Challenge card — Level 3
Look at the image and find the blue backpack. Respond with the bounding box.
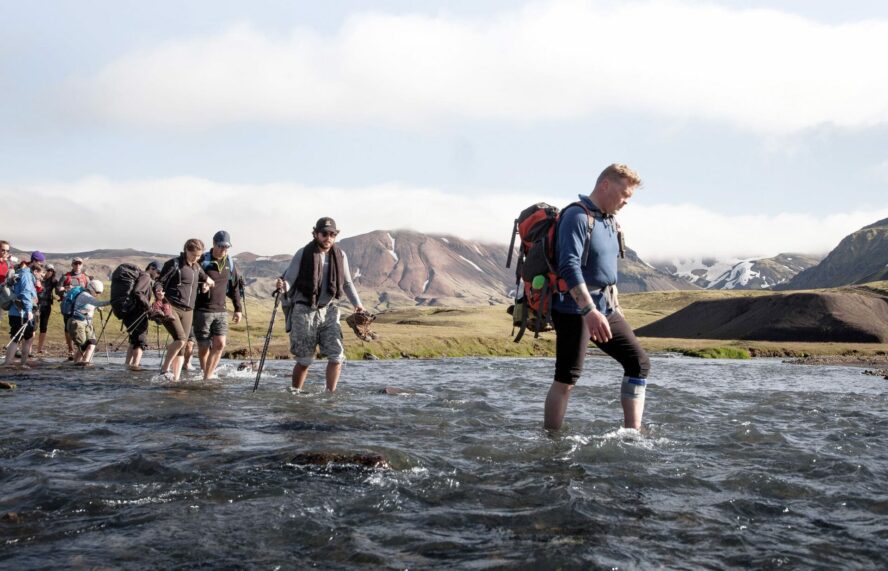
[61,286,85,318]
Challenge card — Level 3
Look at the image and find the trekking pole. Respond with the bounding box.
[107,311,149,351]
[253,289,282,393]
[238,277,256,369]
[94,308,113,363]
[4,320,30,350]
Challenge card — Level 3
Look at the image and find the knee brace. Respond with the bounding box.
[621,376,647,400]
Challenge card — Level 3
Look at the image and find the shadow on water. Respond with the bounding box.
[1,356,887,568]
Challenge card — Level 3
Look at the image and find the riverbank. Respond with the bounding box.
[29,289,888,362]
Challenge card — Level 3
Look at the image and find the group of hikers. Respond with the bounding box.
[0,232,245,383]
[2,163,652,430]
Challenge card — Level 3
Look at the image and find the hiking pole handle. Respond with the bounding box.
[505,218,518,268]
[253,289,282,393]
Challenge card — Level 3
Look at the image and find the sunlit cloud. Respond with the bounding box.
[3,177,884,261]
[68,0,888,134]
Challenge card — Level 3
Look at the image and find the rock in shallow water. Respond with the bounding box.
[0,381,16,390]
[380,387,416,395]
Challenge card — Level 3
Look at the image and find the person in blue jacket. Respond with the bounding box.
[4,256,44,368]
[544,164,651,431]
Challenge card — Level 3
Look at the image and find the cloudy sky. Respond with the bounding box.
[2,0,887,261]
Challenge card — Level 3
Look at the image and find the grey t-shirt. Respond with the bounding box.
[281,247,362,308]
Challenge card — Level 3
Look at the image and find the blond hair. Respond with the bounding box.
[596,163,642,188]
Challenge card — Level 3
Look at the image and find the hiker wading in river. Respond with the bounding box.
[276,217,364,392]
[156,239,214,381]
[544,163,651,431]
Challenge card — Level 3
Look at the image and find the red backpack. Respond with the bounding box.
[506,201,608,342]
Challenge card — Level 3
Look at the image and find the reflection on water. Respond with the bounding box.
[1,356,886,568]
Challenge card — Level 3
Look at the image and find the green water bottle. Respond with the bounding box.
[531,275,546,291]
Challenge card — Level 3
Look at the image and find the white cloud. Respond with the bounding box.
[622,203,888,260]
[2,177,885,260]
[71,1,888,134]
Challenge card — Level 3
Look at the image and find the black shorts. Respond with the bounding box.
[553,309,650,385]
[122,309,149,350]
[8,314,35,341]
[39,305,52,333]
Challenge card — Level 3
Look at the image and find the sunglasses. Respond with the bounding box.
[0,250,8,253]
[318,231,338,238]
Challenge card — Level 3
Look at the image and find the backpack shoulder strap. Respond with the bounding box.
[562,200,597,267]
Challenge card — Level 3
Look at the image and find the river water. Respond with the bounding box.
[1,355,886,569]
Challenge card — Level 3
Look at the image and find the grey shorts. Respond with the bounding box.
[288,304,344,365]
[193,311,228,343]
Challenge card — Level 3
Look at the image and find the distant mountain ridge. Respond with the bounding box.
[777,217,888,290]
[15,229,693,308]
[652,253,821,290]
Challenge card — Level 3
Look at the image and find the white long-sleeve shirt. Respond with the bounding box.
[72,291,111,321]
[281,247,362,308]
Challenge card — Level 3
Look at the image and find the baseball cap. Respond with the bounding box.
[30,251,46,263]
[72,256,84,263]
[46,264,55,271]
[146,260,161,272]
[213,230,232,248]
[314,217,338,233]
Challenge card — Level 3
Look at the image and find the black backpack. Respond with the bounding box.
[110,263,143,319]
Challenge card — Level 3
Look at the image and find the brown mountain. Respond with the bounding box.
[778,217,888,290]
[635,288,888,343]
[342,230,511,308]
[15,230,695,307]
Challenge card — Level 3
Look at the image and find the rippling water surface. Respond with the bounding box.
[2,355,887,569]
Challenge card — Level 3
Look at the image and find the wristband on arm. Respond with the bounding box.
[580,303,594,316]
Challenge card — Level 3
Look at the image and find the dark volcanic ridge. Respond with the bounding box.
[635,290,888,343]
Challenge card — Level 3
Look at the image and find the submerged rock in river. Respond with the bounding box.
[380,386,416,395]
[0,381,16,390]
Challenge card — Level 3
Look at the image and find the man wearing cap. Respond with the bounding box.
[275,217,365,392]
[194,230,243,380]
[58,256,90,359]
[123,261,162,371]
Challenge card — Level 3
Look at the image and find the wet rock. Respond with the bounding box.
[862,368,888,378]
[363,353,379,360]
[1,512,21,523]
[237,362,255,371]
[291,452,389,470]
[0,381,16,390]
[380,387,416,395]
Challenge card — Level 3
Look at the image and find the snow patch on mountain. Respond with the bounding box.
[711,261,764,289]
[459,255,484,273]
[663,256,747,287]
[386,233,399,263]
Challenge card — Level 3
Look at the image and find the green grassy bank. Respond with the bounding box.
[28,282,888,362]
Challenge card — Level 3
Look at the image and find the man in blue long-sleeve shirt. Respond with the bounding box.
[544,164,651,431]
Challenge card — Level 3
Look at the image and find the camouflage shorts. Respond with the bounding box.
[288,304,345,365]
[66,318,96,351]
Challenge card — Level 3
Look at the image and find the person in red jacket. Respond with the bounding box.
[56,257,90,359]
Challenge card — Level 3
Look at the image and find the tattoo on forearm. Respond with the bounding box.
[569,284,593,308]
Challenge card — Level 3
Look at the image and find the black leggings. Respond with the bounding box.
[39,305,52,333]
[553,309,650,385]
